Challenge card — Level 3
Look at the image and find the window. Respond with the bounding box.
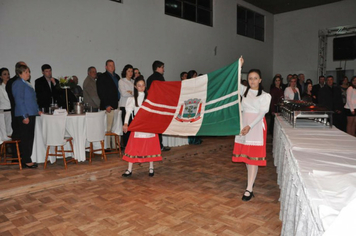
[237,5,264,41]
[165,0,213,27]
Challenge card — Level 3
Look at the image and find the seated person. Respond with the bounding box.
[71,75,83,98]
[57,88,78,112]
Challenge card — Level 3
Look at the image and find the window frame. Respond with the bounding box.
[165,0,213,27]
[236,5,265,42]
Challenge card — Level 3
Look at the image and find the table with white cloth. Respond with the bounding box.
[0,111,12,139]
[31,111,122,163]
[162,135,188,147]
[273,115,356,236]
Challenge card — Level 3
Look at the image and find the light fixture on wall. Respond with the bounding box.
[110,0,122,3]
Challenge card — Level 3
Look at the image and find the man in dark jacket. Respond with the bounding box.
[35,64,59,112]
[96,59,120,148]
[146,60,170,151]
[146,60,165,90]
[318,75,345,131]
[312,75,325,103]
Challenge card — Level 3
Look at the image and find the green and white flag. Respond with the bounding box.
[128,60,242,136]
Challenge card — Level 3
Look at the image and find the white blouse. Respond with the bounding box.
[0,83,11,110]
[240,85,271,128]
[344,86,356,111]
[284,87,300,100]
[119,78,134,108]
[124,91,145,124]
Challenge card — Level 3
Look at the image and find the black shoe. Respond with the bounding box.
[23,163,38,169]
[148,168,154,177]
[161,146,171,151]
[122,170,132,177]
[242,190,254,201]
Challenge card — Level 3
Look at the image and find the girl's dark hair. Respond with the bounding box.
[340,76,349,85]
[133,75,147,107]
[121,64,133,78]
[187,70,197,79]
[0,67,9,84]
[244,69,263,97]
[306,79,313,85]
[270,75,282,89]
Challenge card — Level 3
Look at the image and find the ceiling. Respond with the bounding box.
[243,0,343,14]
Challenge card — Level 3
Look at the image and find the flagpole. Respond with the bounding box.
[238,56,243,134]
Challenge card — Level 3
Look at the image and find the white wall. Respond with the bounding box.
[0,0,273,89]
[273,0,356,84]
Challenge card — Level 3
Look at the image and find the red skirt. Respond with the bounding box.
[122,132,162,163]
[232,119,267,166]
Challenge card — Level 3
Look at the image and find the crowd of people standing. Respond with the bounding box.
[268,73,356,136]
[0,59,170,170]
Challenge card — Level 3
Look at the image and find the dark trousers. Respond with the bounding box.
[333,111,346,132]
[268,113,275,136]
[16,116,36,164]
[120,107,131,148]
[9,111,19,158]
[159,134,163,149]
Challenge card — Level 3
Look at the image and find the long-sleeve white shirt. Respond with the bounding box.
[119,78,134,108]
[124,91,145,124]
[0,83,11,110]
[240,85,271,128]
[344,86,356,111]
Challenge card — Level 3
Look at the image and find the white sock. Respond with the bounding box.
[127,162,133,173]
[149,162,154,173]
[246,164,258,194]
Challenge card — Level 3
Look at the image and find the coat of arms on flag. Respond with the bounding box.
[175,98,202,122]
[128,59,242,136]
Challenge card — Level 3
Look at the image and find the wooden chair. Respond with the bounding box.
[0,112,22,169]
[105,109,122,157]
[0,139,22,170]
[42,114,77,169]
[85,111,107,163]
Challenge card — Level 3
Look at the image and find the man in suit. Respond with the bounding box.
[146,60,170,151]
[312,75,325,103]
[83,66,100,111]
[147,60,165,90]
[318,75,345,131]
[297,73,306,95]
[96,59,120,148]
[35,64,59,112]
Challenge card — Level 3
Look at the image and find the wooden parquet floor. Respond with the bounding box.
[0,136,281,236]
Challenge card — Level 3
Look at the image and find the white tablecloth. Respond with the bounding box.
[0,111,12,136]
[31,111,122,163]
[162,135,188,147]
[273,115,356,236]
[32,115,87,163]
[0,112,10,144]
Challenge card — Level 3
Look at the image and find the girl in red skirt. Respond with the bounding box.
[122,76,162,177]
[232,69,271,201]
